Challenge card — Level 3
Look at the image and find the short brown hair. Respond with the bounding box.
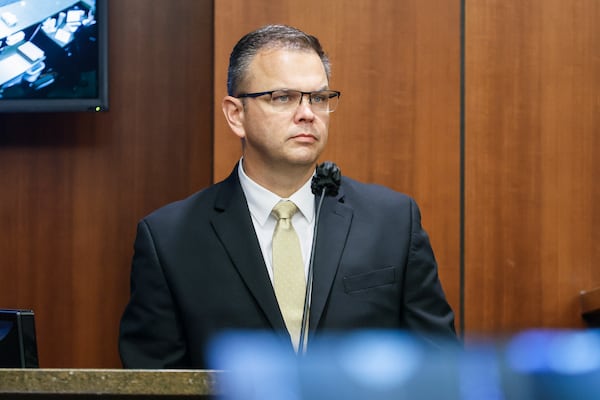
[227,24,331,96]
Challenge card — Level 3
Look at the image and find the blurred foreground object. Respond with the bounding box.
[209,329,600,400]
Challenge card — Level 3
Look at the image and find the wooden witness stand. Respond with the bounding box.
[0,369,222,399]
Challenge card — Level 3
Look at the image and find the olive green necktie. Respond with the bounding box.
[271,200,306,351]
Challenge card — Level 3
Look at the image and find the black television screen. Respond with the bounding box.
[0,0,108,113]
[0,309,39,368]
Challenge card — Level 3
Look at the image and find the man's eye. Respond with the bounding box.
[312,94,326,103]
[272,94,291,103]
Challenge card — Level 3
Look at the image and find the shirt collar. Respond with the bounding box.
[238,159,315,226]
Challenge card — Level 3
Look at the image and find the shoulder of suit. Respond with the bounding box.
[141,182,222,224]
[340,175,413,202]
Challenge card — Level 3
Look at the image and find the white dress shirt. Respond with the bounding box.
[237,160,315,282]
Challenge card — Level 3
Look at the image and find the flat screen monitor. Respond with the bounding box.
[0,309,39,368]
[0,0,108,113]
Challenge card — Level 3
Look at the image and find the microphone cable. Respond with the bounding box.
[298,162,341,354]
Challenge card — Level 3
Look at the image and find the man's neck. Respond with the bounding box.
[241,159,314,198]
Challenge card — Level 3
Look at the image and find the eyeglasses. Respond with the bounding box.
[236,89,341,113]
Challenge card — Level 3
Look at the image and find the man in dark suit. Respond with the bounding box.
[119,24,457,369]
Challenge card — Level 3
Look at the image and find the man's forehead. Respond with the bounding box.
[252,46,319,63]
[240,48,328,92]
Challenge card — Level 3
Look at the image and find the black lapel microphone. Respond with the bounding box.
[298,162,342,354]
[311,161,342,197]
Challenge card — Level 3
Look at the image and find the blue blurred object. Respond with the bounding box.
[505,329,600,399]
[208,329,600,400]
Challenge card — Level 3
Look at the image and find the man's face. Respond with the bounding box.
[237,48,331,172]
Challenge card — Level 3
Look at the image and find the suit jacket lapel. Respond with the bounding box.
[309,188,353,331]
[210,167,287,332]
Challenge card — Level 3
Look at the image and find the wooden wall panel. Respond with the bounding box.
[7,0,594,366]
[465,0,600,334]
[214,0,462,327]
[0,0,214,367]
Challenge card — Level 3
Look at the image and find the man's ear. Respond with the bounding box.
[222,96,246,139]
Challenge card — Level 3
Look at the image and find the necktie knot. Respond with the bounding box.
[272,200,299,221]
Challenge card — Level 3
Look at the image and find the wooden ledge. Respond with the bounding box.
[0,369,222,397]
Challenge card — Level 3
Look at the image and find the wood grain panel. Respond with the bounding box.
[465,0,600,335]
[214,1,462,327]
[0,0,213,367]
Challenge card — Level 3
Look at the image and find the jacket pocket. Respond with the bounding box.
[343,266,397,294]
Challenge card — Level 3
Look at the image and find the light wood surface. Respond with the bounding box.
[465,0,600,334]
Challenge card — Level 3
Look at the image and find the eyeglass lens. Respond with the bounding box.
[271,90,339,113]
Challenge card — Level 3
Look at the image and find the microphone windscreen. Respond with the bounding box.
[311,162,341,196]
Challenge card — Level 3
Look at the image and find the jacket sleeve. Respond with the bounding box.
[402,198,459,347]
[118,219,190,368]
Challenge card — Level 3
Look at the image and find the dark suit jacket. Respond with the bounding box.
[119,165,457,368]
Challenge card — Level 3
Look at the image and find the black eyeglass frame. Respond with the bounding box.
[236,89,341,112]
